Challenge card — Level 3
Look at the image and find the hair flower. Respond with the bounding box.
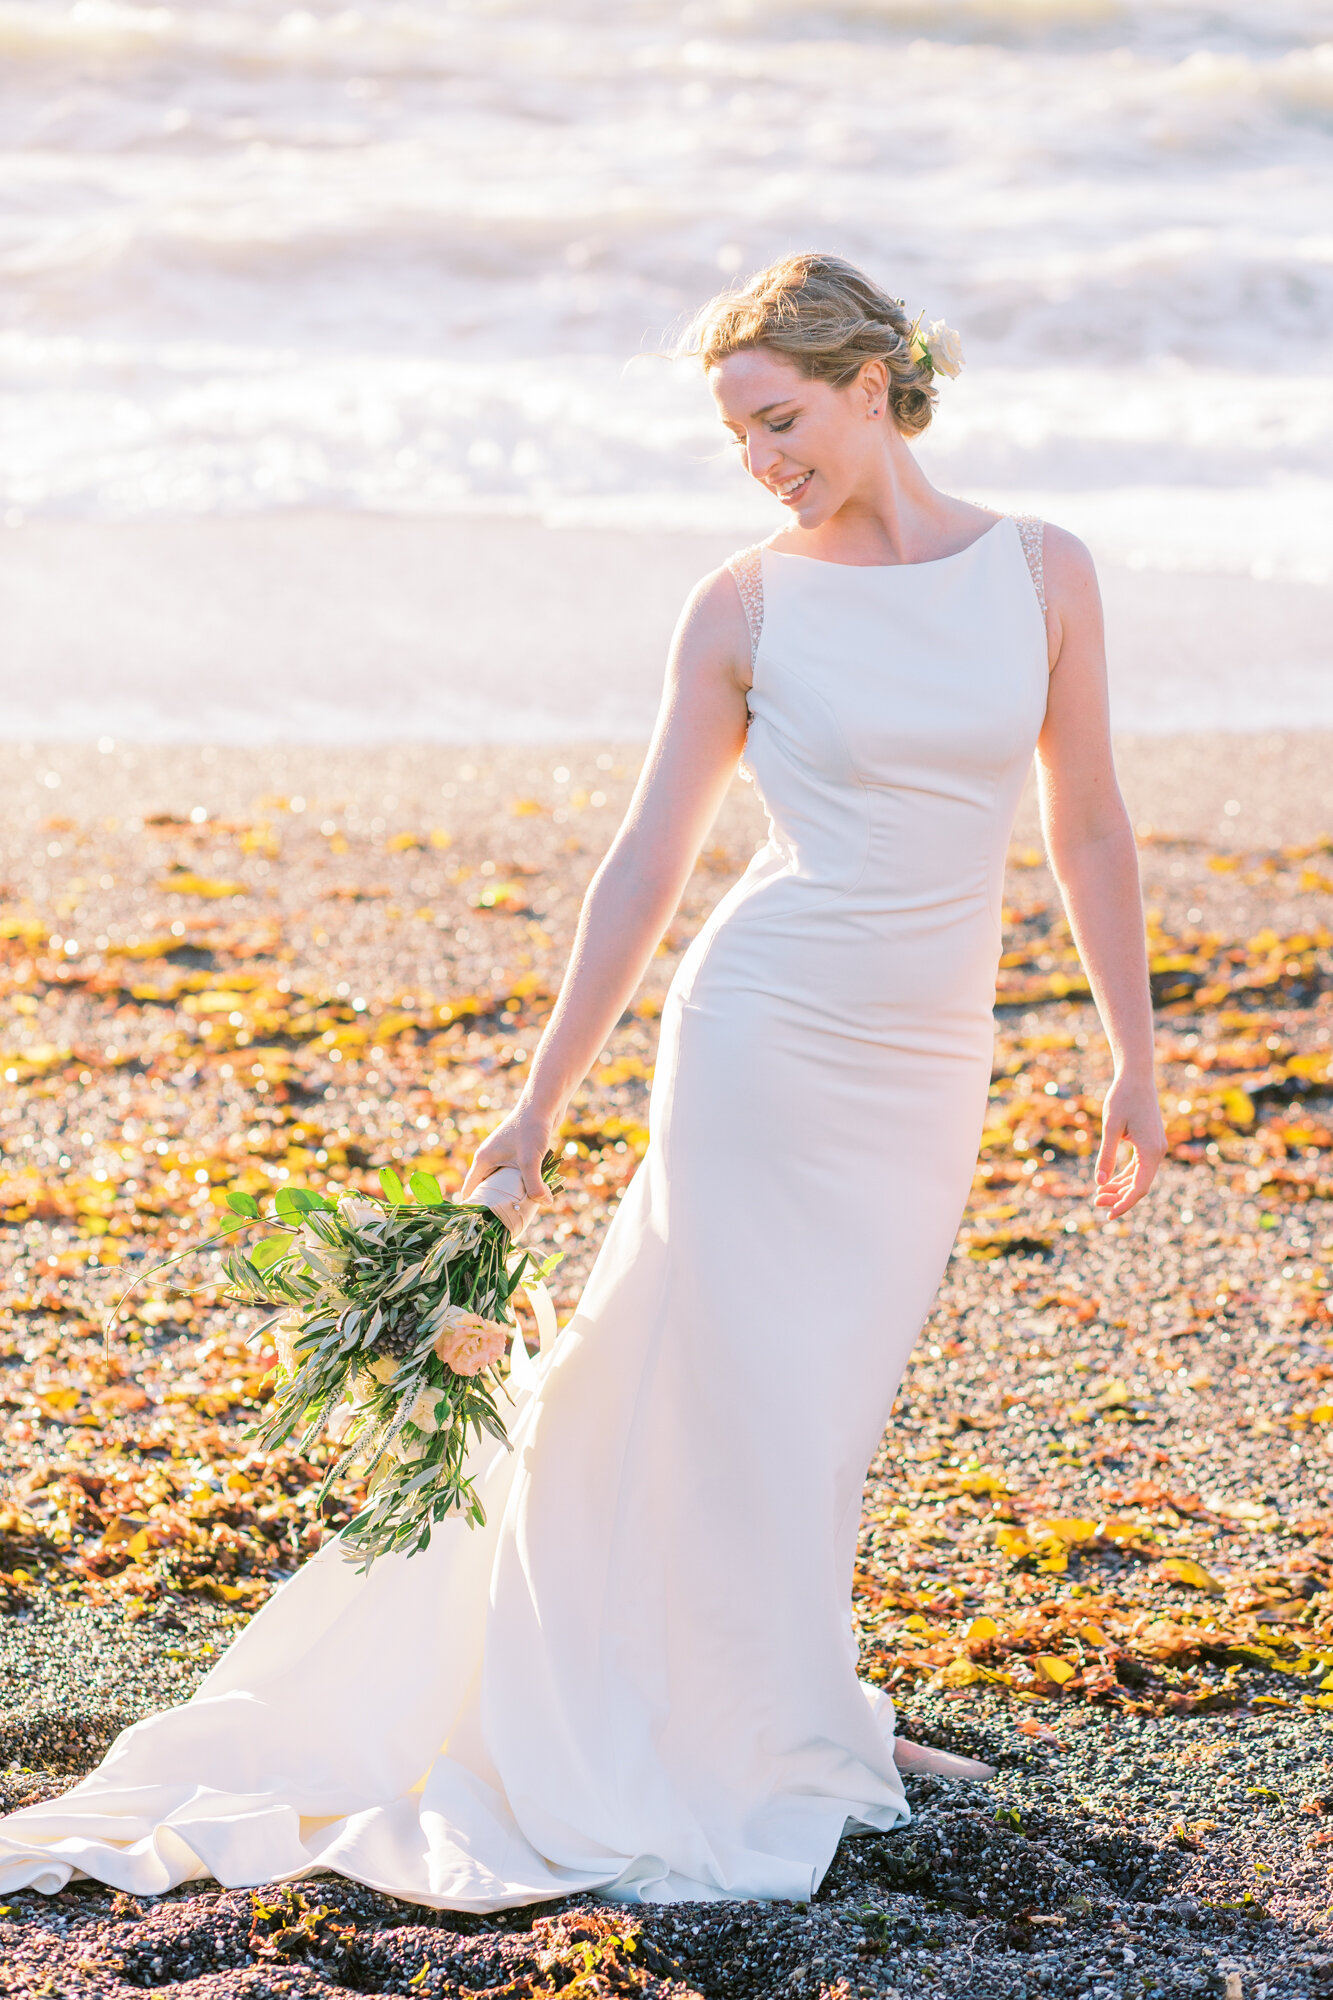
[913,316,964,380]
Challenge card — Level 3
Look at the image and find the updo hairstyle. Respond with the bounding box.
[679,251,937,439]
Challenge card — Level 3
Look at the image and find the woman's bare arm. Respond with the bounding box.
[461,568,752,1202]
[1037,526,1166,1219]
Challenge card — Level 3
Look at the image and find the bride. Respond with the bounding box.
[0,252,1164,1909]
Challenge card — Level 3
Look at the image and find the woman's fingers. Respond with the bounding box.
[1093,1111,1165,1216]
[459,1115,551,1204]
[1104,1147,1159,1218]
[459,1137,508,1199]
[1094,1110,1125,1187]
[1095,1078,1166,1219]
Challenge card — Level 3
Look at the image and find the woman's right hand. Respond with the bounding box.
[459,1100,557,1206]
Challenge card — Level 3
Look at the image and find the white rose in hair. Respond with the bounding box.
[924,319,964,379]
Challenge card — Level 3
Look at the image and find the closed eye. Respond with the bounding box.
[723,411,799,446]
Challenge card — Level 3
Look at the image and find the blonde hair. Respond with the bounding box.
[678,251,937,438]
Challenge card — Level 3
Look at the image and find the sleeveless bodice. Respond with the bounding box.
[693,515,1050,1056]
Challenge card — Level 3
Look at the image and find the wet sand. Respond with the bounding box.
[1,515,1330,741]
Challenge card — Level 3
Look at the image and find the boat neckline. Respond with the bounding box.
[761,515,1009,572]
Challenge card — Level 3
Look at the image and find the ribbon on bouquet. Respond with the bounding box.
[467,1166,558,1391]
[466,1164,542,1243]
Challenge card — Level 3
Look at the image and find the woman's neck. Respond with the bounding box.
[768,442,994,567]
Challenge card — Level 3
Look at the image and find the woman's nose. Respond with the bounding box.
[746,433,781,479]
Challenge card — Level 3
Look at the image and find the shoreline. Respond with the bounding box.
[1,514,1330,741]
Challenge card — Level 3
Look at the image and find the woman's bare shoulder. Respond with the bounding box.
[1041,520,1099,597]
[671,557,757,685]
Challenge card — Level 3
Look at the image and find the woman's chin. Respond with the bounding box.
[772,488,824,528]
[771,473,818,520]
[786,497,832,530]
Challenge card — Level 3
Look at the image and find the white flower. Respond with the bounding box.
[338,1195,383,1232]
[389,1426,428,1462]
[361,1353,400,1387]
[407,1385,447,1433]
[924,319,964,379]
[325,1399,360,1443]
[300,1219,346,1259]
[298,1222,350,1286]
[274,1313,304,1375]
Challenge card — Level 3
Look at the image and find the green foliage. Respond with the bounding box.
[275,1184,330,1220]
[232,1179,553,1566]
[250,1234,295,1273]
[108,1162,566,1568]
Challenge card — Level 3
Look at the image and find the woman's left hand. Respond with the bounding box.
[1093,1071,1166,1219]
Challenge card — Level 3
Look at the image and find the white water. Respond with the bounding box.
[0,1,1330,735]
[0,1,1320,744]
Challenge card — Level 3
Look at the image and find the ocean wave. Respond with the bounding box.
[0,0,1327,557]
[1,337,1329,580]
[0,0,1327,60]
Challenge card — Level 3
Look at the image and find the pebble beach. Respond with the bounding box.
[0,736,1330,2000]
[4,0,1332,1988]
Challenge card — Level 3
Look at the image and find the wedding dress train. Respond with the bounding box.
[0,514,1049,1908]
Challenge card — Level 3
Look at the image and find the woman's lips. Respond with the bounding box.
[773,469,813,503]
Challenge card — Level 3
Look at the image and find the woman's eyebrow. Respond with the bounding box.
[720,399,798,431]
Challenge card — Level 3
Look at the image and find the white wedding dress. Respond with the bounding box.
[0,514,1049,1909]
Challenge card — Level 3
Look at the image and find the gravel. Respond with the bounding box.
[1,739,1331,1999]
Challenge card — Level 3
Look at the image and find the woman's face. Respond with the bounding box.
[709,346,884,529]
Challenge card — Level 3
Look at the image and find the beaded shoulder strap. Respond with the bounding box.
[1012,514,1047,615]
[725,544,765,669]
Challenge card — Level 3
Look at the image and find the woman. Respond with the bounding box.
[0,253,1164,1909]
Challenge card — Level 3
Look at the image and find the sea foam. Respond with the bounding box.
[0,0,1328,583]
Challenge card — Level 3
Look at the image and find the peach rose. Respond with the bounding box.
[432,1308,509,1377]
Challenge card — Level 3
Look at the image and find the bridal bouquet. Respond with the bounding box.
[111,1161,560,1568]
